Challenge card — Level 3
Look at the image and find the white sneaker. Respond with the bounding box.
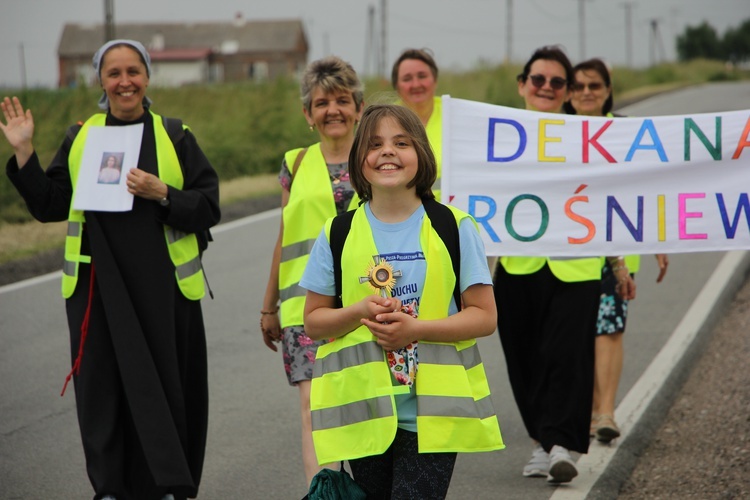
[522,444,550,477]
[547,445,578,483]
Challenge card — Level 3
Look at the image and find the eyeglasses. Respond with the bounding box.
[572,82,605,92]
[528,74,567,90]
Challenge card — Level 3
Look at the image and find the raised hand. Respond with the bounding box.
[0,96,35,167]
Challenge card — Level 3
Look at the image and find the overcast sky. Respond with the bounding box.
[2,0,749,88]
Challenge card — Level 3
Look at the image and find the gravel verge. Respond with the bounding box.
[617,276,750,499]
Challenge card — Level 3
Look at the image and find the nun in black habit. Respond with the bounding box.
[1,39,220,500]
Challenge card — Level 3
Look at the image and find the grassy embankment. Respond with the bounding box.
[0,59,745,264]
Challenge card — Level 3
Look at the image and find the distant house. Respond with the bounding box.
[57,16,308,87]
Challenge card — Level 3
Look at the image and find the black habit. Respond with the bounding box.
[6,109,220,500]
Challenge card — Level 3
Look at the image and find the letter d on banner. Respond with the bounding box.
[488,118,527,162]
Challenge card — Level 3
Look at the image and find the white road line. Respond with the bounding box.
[0,207,281,295]
[549,250,750,500]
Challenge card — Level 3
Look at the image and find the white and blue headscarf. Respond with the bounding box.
[92,39,153,111]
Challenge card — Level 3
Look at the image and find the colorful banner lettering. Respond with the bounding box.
[441,96,750,256]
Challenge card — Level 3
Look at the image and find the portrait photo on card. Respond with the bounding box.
[97,152,125,185]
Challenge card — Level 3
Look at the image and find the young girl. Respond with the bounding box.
[300,104,504,498]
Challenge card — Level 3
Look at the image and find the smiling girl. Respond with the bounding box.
[299,104,503,498]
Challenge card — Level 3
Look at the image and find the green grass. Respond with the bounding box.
[0,58,747,225]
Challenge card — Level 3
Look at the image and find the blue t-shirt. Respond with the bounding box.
[300,202,492,432]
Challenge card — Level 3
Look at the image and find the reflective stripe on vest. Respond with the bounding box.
[310,205,504,463]
[64,112,205,300]
[500,255,603,282]
[279,144,358,328]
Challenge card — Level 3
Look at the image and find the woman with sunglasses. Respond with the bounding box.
[493,46,631,484]
[565,58,669,445]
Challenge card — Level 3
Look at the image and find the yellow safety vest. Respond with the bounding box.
[310,205,504,464]
[64,111,205,300]
[279,144,358,328]
[500,256,603,282]
[625,255,640,274]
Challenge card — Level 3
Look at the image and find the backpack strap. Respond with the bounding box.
[423,198,462,311]
[330,199,462,311]
[161,116,186,145]
[66,123,83,143]
[160,116,214,251]
[331,209,357,309]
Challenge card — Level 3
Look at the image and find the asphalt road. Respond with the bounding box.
[1,81,749,499]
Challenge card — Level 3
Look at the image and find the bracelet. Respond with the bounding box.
[612,265,629,273]
[260,309,278,315]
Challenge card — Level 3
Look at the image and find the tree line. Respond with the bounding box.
[677,18,750,64]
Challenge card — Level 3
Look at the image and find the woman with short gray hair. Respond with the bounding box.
[260,55,364,489]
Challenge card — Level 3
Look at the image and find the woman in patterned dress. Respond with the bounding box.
[259,56,364,487]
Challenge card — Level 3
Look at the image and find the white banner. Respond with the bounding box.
[441,96,750,256]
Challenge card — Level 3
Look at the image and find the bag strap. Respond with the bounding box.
[330,199,461,311]
[290,147,309,183]
[66,123,83,143]
[423,198,462,311]
[161,116,185,145]
[331,209,357,309]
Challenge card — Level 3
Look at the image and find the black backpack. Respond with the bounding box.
[329,198,462,310]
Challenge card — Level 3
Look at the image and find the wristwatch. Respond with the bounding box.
[159,194,170,207]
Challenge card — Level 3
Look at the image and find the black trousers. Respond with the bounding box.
[494,263,600,454]
[348,429,457,499]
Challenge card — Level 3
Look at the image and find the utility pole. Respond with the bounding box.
[621,2,634,67]
[506,0,513,64]
[19,43,27,89]
[380,0,387,79]
[668,7,680,62]
[577,0,588,60]
[104,0,115,43]
[365,5,377,76]
[649,18,666,66]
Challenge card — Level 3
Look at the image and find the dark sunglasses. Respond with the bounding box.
[572,82,605,92]
[528,74,567,90]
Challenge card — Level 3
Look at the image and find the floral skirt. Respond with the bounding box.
[596,263,633,336]
[281,325,328,385]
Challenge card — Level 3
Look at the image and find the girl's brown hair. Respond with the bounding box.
[349,104,436,202]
